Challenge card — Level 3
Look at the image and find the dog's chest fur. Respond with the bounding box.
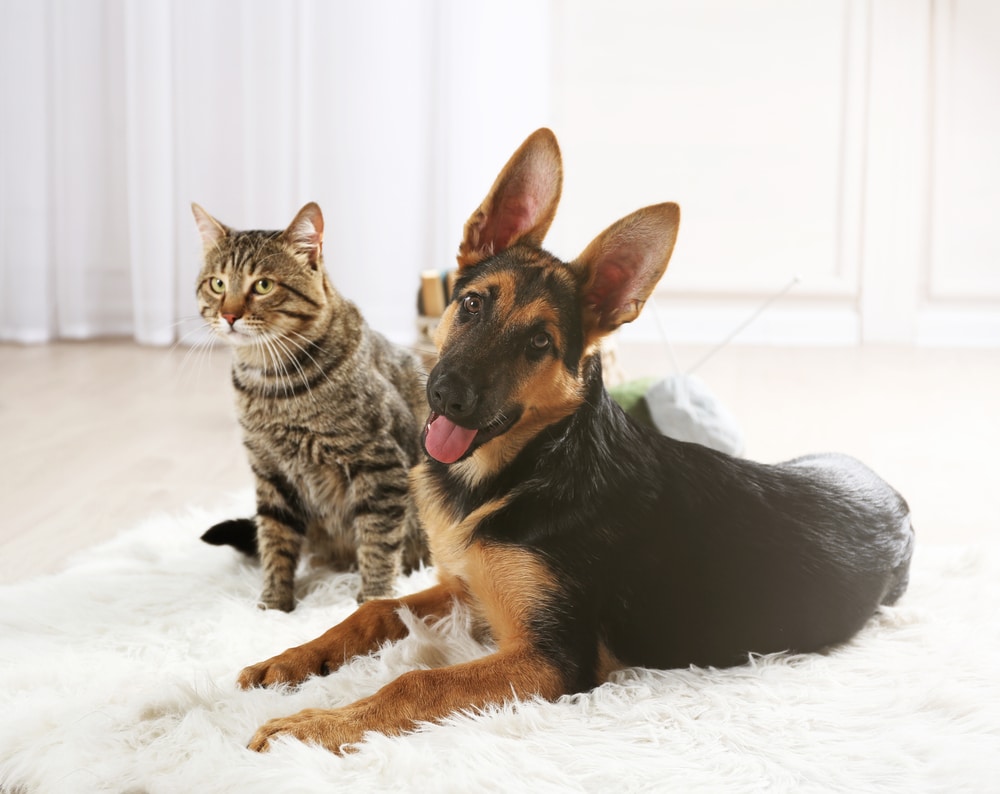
[411,458,561,647]
[411,458,501,579]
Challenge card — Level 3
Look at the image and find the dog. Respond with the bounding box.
[238,128,915,753]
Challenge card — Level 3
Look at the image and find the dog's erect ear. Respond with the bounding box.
[457,128,563,268]
[573,203,680,338]
[284,202,324,268]
[191,203,229,251]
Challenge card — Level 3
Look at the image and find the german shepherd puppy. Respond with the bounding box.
[240,128,915,753]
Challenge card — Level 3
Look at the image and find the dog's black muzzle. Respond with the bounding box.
[426,369,480,424]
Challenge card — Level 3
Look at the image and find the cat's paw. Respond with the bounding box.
[355,587,395,605]
[258,590,295,612]
[237,648,326,689]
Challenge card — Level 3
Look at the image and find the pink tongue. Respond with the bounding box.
[424,414,478,464]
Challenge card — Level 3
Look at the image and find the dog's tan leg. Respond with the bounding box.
[247,644,565,752]
[237,580,463,689]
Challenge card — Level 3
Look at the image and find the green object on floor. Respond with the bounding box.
[608,377,658,429]
[609,374,745,456]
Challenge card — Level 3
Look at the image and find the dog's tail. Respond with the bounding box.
[201,517,259,557]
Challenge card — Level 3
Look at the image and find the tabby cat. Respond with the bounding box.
[192,201,429,610]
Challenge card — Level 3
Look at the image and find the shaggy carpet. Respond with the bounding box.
[1,494,998,793]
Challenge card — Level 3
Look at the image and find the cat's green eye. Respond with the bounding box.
[253,278,275,295]
[209,277,225,294]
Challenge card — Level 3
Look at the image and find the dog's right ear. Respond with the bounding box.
[191,203,229,251]
[457,128,563,269]
[573,202,681,342]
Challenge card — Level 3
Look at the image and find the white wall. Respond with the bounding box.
[548,0,1000,347]
[2,0,997,348]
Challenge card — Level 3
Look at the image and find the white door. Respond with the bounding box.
[550,0,1000,347]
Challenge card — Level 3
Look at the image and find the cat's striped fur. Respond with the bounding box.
[192,202,429,610]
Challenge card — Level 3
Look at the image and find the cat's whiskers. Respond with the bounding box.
[265,334,307,404]
[164,314,211,353]
[170,316,222,388]
[255,336,283,398]
[181,335,215,387]
[268,332,325,409]
[282,331,342,393]
[257,334,294,400]
[172,319,215,352]
[289,329,430,389]
[286,330,335,362]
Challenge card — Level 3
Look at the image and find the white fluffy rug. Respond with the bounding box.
[1,494,999,793]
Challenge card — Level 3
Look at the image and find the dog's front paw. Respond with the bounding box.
[248,708,364,754]
[237,648,326,689]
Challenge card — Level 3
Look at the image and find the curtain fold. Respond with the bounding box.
[1,0,54,342]
[0,0,552,346]
[124,0,176,345]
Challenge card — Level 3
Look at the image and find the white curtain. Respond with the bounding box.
[0,0,552,345]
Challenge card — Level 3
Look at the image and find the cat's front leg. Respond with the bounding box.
[253,470,309,611]
[349,460,414,603]
[257,521,302,612]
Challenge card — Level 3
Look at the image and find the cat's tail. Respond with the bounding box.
[201,517,259,557]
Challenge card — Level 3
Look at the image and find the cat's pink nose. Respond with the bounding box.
[222,313,239,327]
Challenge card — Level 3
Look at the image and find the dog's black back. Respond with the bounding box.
[427,350,913,686]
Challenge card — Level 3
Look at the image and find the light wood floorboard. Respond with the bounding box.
[1,340,995,584]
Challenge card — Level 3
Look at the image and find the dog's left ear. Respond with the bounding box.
[457,128,563,268]
[573,202,680,338]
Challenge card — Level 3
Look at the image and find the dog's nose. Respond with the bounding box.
[428,373,478,420]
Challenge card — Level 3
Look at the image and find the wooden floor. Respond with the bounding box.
[1,339,996,584]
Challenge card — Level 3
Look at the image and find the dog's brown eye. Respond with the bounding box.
[462,294,483,314]
[531,332,551,350]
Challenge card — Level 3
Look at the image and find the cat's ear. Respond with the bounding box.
[572,203,680,342]
[191,203,229,251]
[457,128,563,269]
[285,202,324,269]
